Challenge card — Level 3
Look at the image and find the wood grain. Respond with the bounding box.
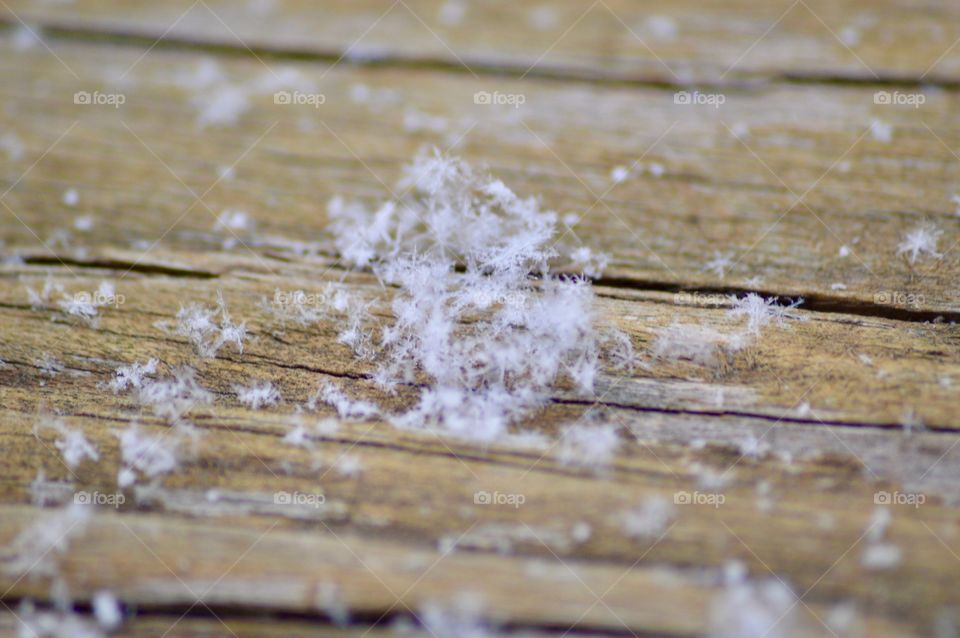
[1,4,959,638]
[4,0,960,83]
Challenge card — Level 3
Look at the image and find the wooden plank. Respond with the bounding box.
[0,505,935,637]
[0,10,959,638]
[0,40,959,316]
[3,0,960,83]
[0,252,958,635]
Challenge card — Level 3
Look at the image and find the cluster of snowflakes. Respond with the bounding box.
[14,146,942,637]
[325,149,621,442]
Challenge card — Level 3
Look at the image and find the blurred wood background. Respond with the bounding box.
[0,1,959,636]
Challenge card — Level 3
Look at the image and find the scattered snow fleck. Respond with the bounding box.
[896,223,942,264]
[115,424,181,487]
[861,507,901,570]
[334,454,364,478]
[738,434,771,460]
[952,194,960,216]
[437,0,467,26]
[645,15,678,40]
[840,26,861,47]
[195,84,250,129]
[869,119,893,143]
[527,6,559,30]
[702,252,735,279]
[92,590,123,630]
[214,209,253,233]
[621,496,674,539]
[34,417,99,469]
[729,123,750,140]
[234,380,281,409]
[419,593,492,638]
[10,24,42,50]
[838,245,851,257]
[862,543,902,570]
[571,521,592,543]
[610,166,630,184]
[1,132,24,161]
[830,282,846,290]
[14,602,105,638]
[62,188,79,207]
[107,359,159,393]
[311,383,379,421]
[727,293,805,335]
[73,215,94,231]
[171,291,246,358]
[556,423,620,469]
[137,366,212,422]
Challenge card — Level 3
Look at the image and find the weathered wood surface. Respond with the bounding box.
[4,0,960,83]
[0,3,959,638]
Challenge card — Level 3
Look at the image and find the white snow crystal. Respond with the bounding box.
[115,424,180,487]
[437,0,466,26]
[234,380,281,409]
[194,84,250,128]
[214,208,252,232]
[62,188,79,207]
[556,423,620,469]
[172,291,246,358]
[137,366,212,421]
[861,543,902,570]
[727,293,805,334]
[419,593,492,638]
[869,119,893,143]
[107,359,159,393]
[702,252,735,279]
[645,16,678,40]
[311,383,379,420]
[610,166,630,184]
[621,496,674,539]
[1,132,24,161]
[896,223,942,264]
[34,417,99,469]
[92,591,122,630]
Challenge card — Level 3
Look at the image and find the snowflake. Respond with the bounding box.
[107,359,159,393]
[170,291,246,358]
[234,381,281,409]
[727,293,805,334]
[896,223,942,264]
[556,423,620,469]
[115,425,180,487]
[702,252,735,278]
